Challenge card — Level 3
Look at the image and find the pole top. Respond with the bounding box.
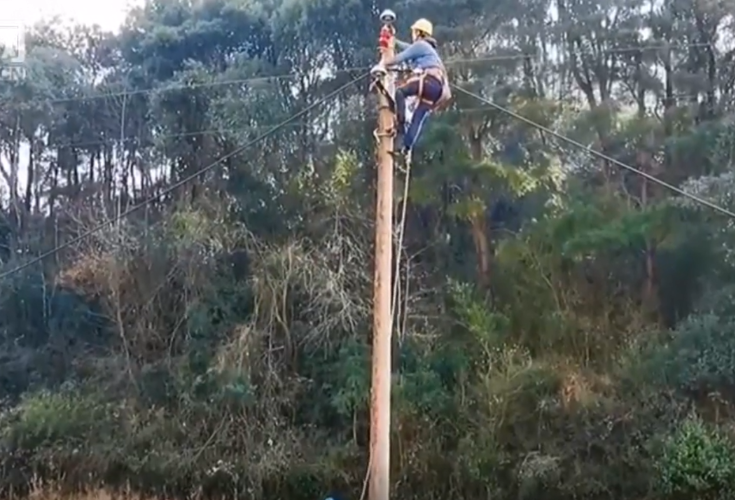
[379,9,396,25]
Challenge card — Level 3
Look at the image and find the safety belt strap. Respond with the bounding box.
[399,66,452,109]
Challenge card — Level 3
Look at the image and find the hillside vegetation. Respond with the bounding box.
[3,0,735,498]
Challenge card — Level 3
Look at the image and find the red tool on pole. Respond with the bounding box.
[378,24,394,50]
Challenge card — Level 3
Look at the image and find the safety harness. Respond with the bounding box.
[399,63,452,111]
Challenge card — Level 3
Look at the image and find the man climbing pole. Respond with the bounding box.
[371,18,452,158]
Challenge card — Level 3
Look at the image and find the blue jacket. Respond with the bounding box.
[390,39,443,70]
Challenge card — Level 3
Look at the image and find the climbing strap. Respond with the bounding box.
[371,78,396,114]
[392,153,411,342]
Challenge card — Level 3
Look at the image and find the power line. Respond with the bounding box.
[49,106,499,149]
[0,73,370,280]
[25,88,720,150]
[451,83,735,219]
[9,42,713,106]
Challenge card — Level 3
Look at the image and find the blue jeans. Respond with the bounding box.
[394,75,443,152]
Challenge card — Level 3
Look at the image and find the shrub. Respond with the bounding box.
[1,388,112,450]
[656,416,735,499]
[651,314,735,399]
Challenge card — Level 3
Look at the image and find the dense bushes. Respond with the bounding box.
[0,198,734,500]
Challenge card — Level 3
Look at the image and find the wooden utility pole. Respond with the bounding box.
[369,9,396,500]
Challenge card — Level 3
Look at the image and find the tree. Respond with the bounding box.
[1,0,735,498]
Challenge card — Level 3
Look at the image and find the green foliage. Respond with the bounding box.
[328,339,370,419]
[1,388,111,449]
[656,417,735,499]
[4,0,735,497]
[448,278,510,349]
[648,313,735,396]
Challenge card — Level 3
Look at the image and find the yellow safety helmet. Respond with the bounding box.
[411,18,433,37]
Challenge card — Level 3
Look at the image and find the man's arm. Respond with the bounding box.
[395,39,410,50]
[385,41,423,66]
